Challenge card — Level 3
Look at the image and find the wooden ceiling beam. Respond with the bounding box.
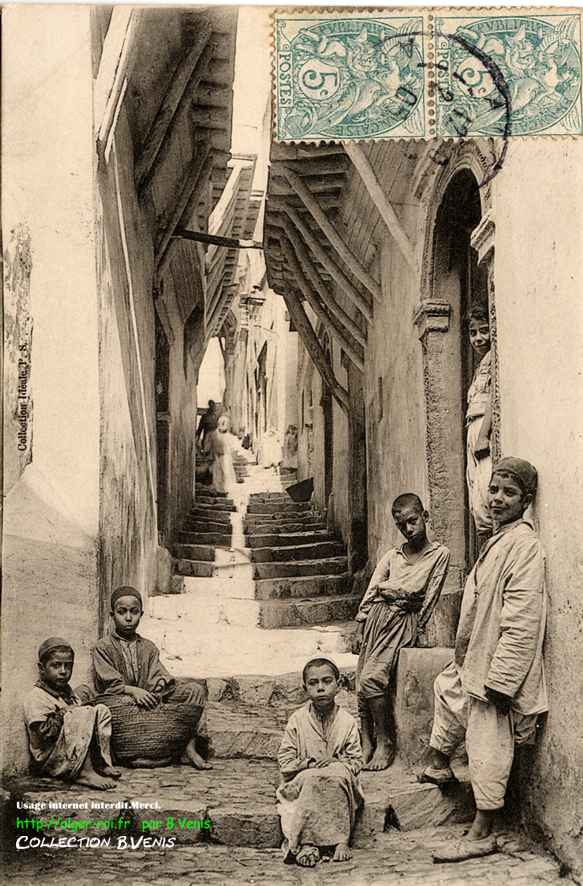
[344,142,418,276]
[271,157,349,177]
[135,21,212,192]
[284,224,367,349]
[282,239,365,372]
[281,165,382,304]
[282,206,373,324]
[271,144,347,161]
[277,277,350,415]
[269,175,345,195]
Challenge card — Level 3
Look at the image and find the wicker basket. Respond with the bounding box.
[96,695,202,764]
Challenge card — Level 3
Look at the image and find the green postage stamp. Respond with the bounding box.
[273,8,583,141]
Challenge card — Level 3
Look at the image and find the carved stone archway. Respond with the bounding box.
[413,140,499,646]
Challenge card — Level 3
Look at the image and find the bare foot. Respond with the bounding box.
[76,772,117,791]
[182,740,213,770]
[364,741,395,771]
[361,734,374,765]
[296,845,320,867]
[99,766,122,779]
[333,843,352,862]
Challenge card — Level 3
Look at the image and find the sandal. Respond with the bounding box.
[432,835,497,863]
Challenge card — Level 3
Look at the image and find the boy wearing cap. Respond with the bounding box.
[24,638,121,790]
[422,458,547,863]
[92,587,211,769]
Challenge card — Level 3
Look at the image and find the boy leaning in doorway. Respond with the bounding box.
[353,494,450,770]
[422,458,547,863]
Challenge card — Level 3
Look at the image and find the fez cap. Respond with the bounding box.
[38,637,74,663]
[111,586,143,610]
[492,457,538,497]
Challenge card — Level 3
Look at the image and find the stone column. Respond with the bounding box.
[414,300,465,648]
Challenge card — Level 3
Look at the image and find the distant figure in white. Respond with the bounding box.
[282,425,298,470]
[209,414,236,494]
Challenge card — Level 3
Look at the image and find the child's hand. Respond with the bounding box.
[152,678,167,694]
[125,686,160,709]
[311,756,334,768]
[351,623,363,655]
[475,438,491,459]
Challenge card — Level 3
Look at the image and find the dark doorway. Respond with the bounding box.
[322,336,334,506]
[434,170,487,569]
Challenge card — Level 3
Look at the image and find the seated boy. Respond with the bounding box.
[422,458,547,863]
[92,587,211,769]
[353,494,450,770]
[277,657,363,868]
[24,637,121,790]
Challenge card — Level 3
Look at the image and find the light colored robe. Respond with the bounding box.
[24,684,113,779]
[466,350,493,533]
[356,542,450,699]
[455,518,547,715]
[277,702,364,852]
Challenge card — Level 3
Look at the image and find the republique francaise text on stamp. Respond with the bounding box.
[273,8,583,141]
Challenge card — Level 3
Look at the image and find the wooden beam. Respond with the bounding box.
[280,284,350,415]
[95,9,142,157]
[344,142,418,275]
[156,144,212,273]
[282,239,365,372]
[283,224,367,349]
[281,166,382,303]
[272,157,349,177]
[135,23,213,192]
[278,207,373,324]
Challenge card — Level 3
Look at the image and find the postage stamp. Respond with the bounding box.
[272,8,583,141]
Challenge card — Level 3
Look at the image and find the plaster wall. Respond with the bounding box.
[1,7,100,773]
[494,139,583,878]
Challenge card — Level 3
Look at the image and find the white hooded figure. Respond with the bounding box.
[209,414,236,494]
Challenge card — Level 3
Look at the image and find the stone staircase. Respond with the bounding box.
[244,492,360,630]
[174,485,236,578]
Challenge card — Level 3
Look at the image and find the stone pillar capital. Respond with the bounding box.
[470,212,495,266]
[414,299,451,340]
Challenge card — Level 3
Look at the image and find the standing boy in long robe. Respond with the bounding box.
[24,638,121,790]
[92,587,211,769]
[353,494,450,770]
[422,458,547,863]
[277,658,364,868]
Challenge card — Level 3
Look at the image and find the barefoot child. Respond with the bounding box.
[354,494,450,771]
[277,658,364,868]
[24,638,121,791]
[423,458,547,863]
[92,587,211,770]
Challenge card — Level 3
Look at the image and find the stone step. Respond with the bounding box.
[196,496,235,508]
[195,486,227,498]
[258,591,359,627]
[176,559,216,578]
[253,557,348,579]
[245,520,327,535]
[250,540,345,562]
[254,572,352,600]
[244,510,322,524]
[247,501,311,515]
[184,519,235,534]
[188,509,233,525]
[179,531,232,548]
[173,544,215,562]
[192,501,237,513]
[247,528,336,548]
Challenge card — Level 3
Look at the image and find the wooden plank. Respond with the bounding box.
[279,283,350,414]
[282,240,365,372]
[156,143,212,273]
[344,142,418,275]
[284,224,367,348]
[272,157,349,177]
[282,206,373,324]
[281,166,381,304]
[95,9,142,154]
[136,24,213,191]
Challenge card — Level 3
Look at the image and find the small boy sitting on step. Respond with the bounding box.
[92,586,211,769]
[277,657,364,868]
[24,637,121,790]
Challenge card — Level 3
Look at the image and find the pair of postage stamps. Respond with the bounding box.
[273,8,583,141]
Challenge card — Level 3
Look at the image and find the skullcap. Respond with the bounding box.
[492,457,538,497]
[111,586,143,610]
[38,637,73,663]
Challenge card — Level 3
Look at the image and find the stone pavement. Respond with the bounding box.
[3,824,564,885]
